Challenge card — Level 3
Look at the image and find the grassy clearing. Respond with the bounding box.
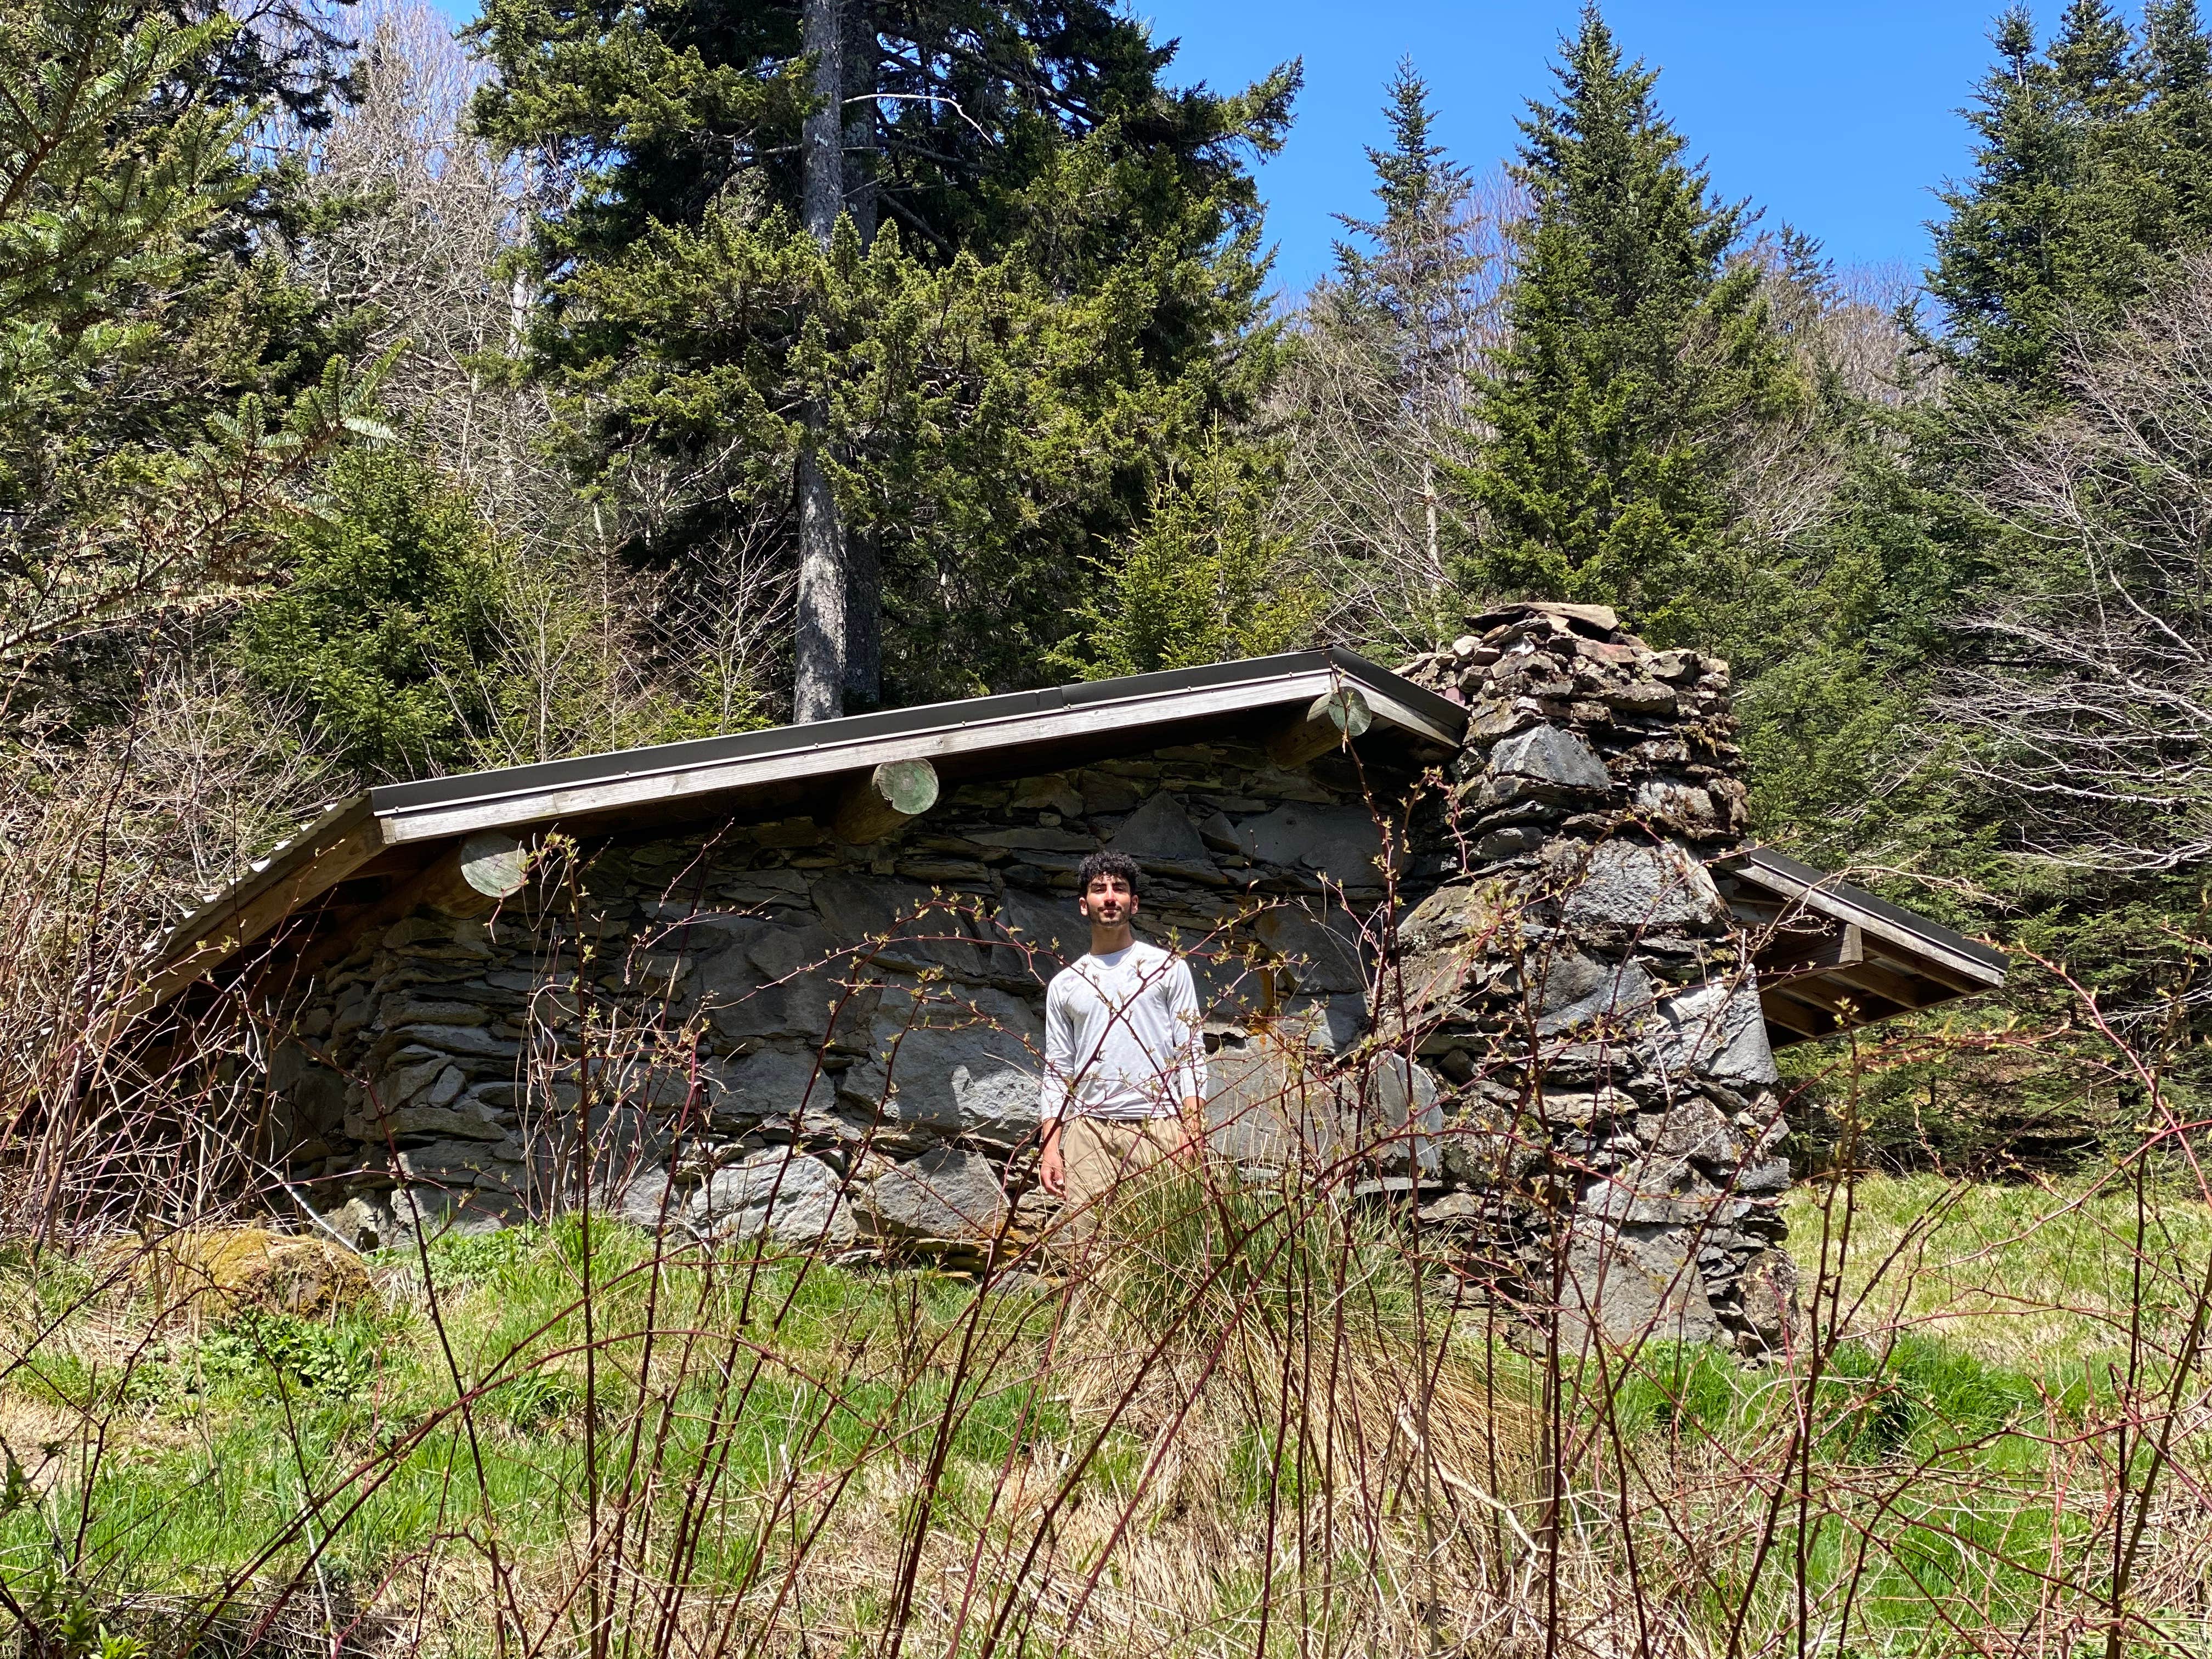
[0,1173,2207,1655]
[1785,1170,2212,1369]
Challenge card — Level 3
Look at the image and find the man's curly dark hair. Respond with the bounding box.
[1076,849,1142,895]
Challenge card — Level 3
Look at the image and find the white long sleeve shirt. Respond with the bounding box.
[1040,941,1208,1123]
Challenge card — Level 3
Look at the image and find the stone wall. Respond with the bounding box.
[269,744,1410,1259]
[1390,603,1797,1353]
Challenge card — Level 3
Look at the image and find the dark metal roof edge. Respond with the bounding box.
[1720,847,2010,976]
[367,648,1464,821]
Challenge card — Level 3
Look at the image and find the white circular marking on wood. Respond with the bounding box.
[460,831,530,898]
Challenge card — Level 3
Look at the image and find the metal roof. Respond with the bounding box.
[138,648,1463,1009]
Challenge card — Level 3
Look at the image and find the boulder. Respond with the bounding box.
[862,1146,1007,1239]
[122,1227,373,1319]
[690,1152,856,1249]
[1560,840,1726,931]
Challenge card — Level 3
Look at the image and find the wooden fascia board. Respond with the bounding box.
[1729,862,2004,994]
[375,668,1438,846]
[125,799,388,1015]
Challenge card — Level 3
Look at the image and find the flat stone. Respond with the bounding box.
[349,1096,509,1142]
[1251,905,1366,994]
[1109,792,1211,864]
[810,876,985,976]
[394,1138,514,1188]
[1561,841,1727,930]
[1534,958,1655,1037]
[1737,1158,1791,1197]
[862,1146,1007,1239]
[1604,681,1677,716]
[690,1152,856,1248]
[1556,1220,1725,1348]
[1632,780,1717,828]
[378,995,490,1027]
[968,826,1097,851]
[1640,1096,1745,1164]
[1396,881,1508,956]
[1233,803,1390,884]
[1532,1085,1635,1127]
[1276,993,1367,1055]
[1651,979,1780,1085]
[1008,774,1085,816]
[1488,724,1611,792]
[703,1046,833,1123]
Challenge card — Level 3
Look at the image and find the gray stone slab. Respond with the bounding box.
[1488,724,1611,792]
[1251,905,1366,994]
[839,994,1043,1146]
[1560,840,1726,930]
[1110,792,1211,864]
[983,888,1087,980]
[703,1046,831,1124]
[811,875,985,976]
[1651,978,1780,1085]
[863,1146,1006,1238]
[1233,803,1390,884]
[690,1151,856,1248]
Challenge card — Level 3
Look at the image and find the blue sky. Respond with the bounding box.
[1136,0,2013,302]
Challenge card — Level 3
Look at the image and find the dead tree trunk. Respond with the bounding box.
[839,0,882,710]
[793,0,848,723]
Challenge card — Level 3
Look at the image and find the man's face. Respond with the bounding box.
[1079,872,1137,927]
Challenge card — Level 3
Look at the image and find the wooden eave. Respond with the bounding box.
[131,648,1465,1016]
[1719,849,2007,1048]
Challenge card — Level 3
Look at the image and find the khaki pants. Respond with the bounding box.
[1053,1116,1187,1240]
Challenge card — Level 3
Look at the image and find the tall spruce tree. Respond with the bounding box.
[1929,0,2212,399]
[1450,6,1799,641]
[470,1,1296,713]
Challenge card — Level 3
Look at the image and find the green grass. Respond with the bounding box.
[1,1183,2209,1656]
[1785,1170,2212,1369]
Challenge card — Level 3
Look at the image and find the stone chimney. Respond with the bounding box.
[1390,603,1797,1354]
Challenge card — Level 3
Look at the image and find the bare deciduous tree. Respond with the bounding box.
[1940,249,2212,872]
[1273,168,1518,653]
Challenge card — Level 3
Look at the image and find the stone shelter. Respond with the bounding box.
[141,610,2004,1351]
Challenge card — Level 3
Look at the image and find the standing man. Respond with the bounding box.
[1037,851,1209,1231]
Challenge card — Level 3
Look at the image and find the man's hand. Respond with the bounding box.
[1174,1098,1206,1159]
[1039,1123,1065,1197]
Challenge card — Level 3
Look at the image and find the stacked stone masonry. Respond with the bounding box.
[267,605,1796,1352]
[1392,603,1795,1352]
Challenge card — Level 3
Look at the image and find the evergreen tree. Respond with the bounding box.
[469,0,1297,712]
[235,444,500,775]
[1928,1,2212,398]
[0,0,387,713]
[1450,6,1800,642]
[1316,60,1488,596]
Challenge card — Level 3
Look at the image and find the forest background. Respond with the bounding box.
[8,0,2208,1166]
